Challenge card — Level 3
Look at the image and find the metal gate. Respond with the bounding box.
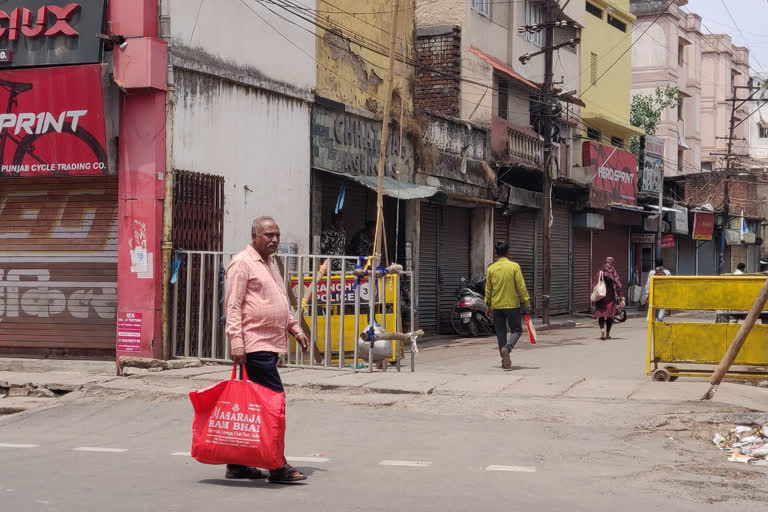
[697,239,717,275]
[730,245,747,273]
[171,170,224,359]
[438,206,471,333]
[508,210,537,306]
[677,236,696,275]
[572,227,591,313]
[536,204,570,315]
[418,203,439,335]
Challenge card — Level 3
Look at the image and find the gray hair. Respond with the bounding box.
[251,216,276,236]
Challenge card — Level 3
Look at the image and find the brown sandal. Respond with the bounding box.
[268,463,307,483]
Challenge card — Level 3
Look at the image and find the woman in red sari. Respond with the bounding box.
[592,257,624,340]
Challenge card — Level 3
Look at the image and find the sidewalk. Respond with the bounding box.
[2,317,768,414]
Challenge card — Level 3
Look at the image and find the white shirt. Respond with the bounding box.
[643,268,671,303]
[734,269,744,275]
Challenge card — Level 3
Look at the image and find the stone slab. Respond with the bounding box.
[0,358,116,375]
[0,372,111,392]
[505,376,590,398]
[563,378,642,400]
[0,396,57,415]
[361,372,450,394]
[435,374,524,395]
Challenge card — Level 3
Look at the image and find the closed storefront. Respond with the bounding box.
[417,203,471,335]
[572,227,591,313]
[697,239,717,275]
[748,245,760,273]
[0,177,118,358]
[537,204,570,315]
[592,223,629,295]
[677,237,696,275]
[494,208,537,308]
[729,245,747,273]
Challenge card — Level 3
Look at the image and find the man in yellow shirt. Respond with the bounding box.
[485,240,531,370]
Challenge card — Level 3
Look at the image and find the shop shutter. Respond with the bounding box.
[730,245,747,273]
[592,224,629,297]
[494,209,511,245]
[697,239,717,275]
[572,227,591,313]
[536,204,570,315]
[438,206,471,334]
[418,203,439,335]
[677,237,696,275]
[0,176,118,358]
[507,210,536,304]
[748,245,759,273]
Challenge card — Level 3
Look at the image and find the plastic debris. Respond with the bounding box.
[713,425,768,466]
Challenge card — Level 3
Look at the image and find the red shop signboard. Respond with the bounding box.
[0,64,107,177]
[582,141,638,207]
[692,212,715,241]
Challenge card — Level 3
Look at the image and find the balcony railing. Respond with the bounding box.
[506,125,543,168]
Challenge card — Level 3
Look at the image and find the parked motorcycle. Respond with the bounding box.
[450,276,495,337]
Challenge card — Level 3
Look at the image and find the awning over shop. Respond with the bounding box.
[468,47,538,90]
[341,173,442,200]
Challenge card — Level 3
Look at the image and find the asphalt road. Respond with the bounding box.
[2,392,764,512]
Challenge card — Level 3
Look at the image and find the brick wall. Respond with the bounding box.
[415,26,461,117]
[684,173,759,218]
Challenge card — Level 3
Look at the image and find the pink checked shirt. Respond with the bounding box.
[225,245,302,354]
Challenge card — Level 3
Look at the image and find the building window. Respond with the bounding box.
[497,77,509,120]
[471,0,490,18]
[610,136,623,148]
[607,15,627,32]
[678,97,684,122]
[525,1,544,47]
[555,24,579,55]
[587,128,601,141]
[759,124,768,138]
[586,2,602,18]
[678,44,685,67]
[590,52,598,85]
[678,150,684,173]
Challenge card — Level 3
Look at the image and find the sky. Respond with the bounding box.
[686,0,768,75]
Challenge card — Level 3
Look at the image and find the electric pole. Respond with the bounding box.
[540,0,556,325]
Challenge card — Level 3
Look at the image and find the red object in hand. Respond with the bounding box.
[189,364,285,469]
[524,314,537,344]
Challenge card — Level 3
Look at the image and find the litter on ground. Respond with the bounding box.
[713,425,768,466]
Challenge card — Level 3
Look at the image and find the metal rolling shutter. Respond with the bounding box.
[572,227,591,313]
[438,206,471,334]
[536,204,570,315]
[730,245,747,273]
[0,176,118,358]
[592,224,629,297]
[748,245,759,273]
[697,240,717,275]
[418,203,439,335]
[677,237,696,275]
[494,209,511,245]
[507,210,536,305]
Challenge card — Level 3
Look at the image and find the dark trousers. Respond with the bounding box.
[229,351,285,471]
[493,308,522,351]
[598,317,614,334]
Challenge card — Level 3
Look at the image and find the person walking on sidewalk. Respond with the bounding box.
[485,240,531,370]
[225,216,310,484]
[592,256,624,340]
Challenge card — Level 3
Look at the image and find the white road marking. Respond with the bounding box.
[485,465,536,472]
[73,447,128,453]
[286,456,330,463]
[0,443,39,448]
[172,452,191,456]
[379,460,432,467]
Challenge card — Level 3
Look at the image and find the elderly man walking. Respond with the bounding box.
[485,240,531,370]
[224,216,310,483]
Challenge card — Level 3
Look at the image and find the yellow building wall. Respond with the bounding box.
[580,0,636,143]
[315,0,415,115]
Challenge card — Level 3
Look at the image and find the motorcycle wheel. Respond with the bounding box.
[614,309,627,323]
[450,308,471,336]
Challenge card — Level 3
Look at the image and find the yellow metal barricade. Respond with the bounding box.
[289,272,399,364]
[647,276,768,381]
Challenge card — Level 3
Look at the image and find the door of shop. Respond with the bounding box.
[438,206,471,334]
[697,240,717,275]
[677,237,696,275]
[0,177,118,358]
[418,203,439,335]
[572,227,591,313]
[537,204,570,315]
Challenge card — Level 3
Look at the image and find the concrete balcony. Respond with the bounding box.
[506,124,543,169]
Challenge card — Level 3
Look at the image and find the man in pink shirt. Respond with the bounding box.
[225,216,310,483]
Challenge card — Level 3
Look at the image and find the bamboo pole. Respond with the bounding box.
[702,276,768,400]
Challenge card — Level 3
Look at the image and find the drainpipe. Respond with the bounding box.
[160,0,175,360]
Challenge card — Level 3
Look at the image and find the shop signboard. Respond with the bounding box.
[0,64,107,176]
[640,135,663,196]
[0,1,106,68]
[692,212,714,240]
[661,234,675,249]
[582,141,638,206]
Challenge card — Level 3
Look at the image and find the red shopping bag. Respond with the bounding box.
[189,364,285,469]
[524,314,537,344]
